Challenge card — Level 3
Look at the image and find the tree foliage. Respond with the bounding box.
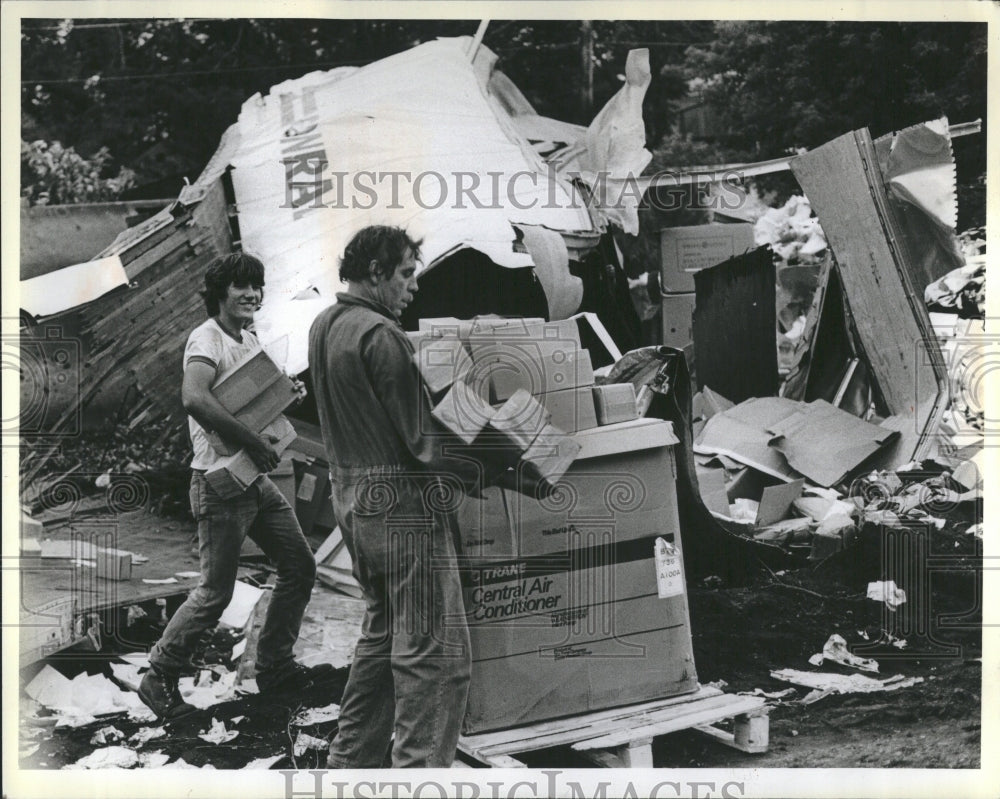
[20,139,136,205]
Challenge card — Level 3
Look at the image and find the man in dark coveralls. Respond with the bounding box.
[308,225,482,768]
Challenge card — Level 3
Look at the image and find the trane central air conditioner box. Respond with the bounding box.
[460,418,699,734]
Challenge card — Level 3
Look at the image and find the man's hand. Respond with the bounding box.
[245,435,281,472]
[290,376,307,406]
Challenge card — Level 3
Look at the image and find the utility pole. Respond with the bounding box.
[580,20,594,120]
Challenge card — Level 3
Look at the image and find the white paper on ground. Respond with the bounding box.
[293,732,329,757]
[88,726,124,746]
[867,580,907,610]
[244,754,285,769]
[218,581,265,629]
[178,669,238,709]
[138,752,171,768]
[110,663,143,692]
[68,746,139,770]
[142,577,178,585]
[197,718,239,745]
[808,634,879,673]
[129,727,167,746]
[292,704,341,726]
[771,668,923,694]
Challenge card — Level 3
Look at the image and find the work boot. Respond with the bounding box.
[138,667,197,722]
[256,661,337,693]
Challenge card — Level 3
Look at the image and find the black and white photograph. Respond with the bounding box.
[3,3,996,797]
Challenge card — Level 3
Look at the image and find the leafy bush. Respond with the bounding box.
[20,139,136,205]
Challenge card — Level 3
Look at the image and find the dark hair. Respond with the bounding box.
[339,225,423,283]
[200,252,265,316]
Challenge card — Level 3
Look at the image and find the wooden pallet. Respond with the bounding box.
[457,685,769,767]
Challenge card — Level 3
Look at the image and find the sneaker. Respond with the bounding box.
[256,661,337,693]
[138,668,198,722]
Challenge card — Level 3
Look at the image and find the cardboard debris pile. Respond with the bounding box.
[691,388,983,561]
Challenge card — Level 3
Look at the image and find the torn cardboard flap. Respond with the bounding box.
[694,397,802,482]
[767,400,899,487]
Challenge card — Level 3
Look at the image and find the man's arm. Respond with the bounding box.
[182,361,280,472]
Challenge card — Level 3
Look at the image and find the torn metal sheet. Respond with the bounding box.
[790,129,948,467]
[18,253,127,317]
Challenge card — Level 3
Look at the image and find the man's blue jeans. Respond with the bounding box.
[326,468,471,769]
[150,472,316,677]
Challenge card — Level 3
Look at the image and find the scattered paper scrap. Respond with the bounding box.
[808,634,879,673]
[771,669,923,695]
[109,663,143,692]
[176,571,200,579]
[20,743,41,759]
[867,581,907,610]
[128,706,157,723]
[238,679,260,695]
[292,704,341,726]
[159,758,212,769]
[218,581,265,629]
[131,554,149,565]
[68,746,139,770]
[142,577,178,585]
[26,665,146,722]
[178,669,238,709]
[129,727,167,746]
[89,726,125,746]
[244,754,285,770]
[138,751,171,768]
[293,732,329,757]
[232,639,247,660]
[198,718,239,745]
[748,687,797,700]
[231,715,246,725]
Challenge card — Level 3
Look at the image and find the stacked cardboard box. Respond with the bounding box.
[203,348,299,498]
[456,418,700,733]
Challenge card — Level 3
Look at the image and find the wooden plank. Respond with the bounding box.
[462,686,720,755]
[571,694,765,751]
[790,130,947,466]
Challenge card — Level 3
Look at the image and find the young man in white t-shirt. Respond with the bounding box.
[139,252,332,721]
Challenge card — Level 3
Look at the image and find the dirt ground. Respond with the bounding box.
[18,506,982,771]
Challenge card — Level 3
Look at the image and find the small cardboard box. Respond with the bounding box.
[432,381,495,444]
[412,336,474,396]
[488,346,594,403]
[539,385,598,433]
[96,547,132,581]
[205,417,297,499]
[592,383,638,426]
[489,389,551,450]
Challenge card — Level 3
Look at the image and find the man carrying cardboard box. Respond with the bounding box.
[309,226,487,768]
[139,253,332,721]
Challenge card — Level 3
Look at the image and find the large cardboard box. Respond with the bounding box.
[487,345,594,403]
[660,223,755,294]
[461,419,698,733]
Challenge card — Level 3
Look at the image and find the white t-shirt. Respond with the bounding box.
[184,318,261,470]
